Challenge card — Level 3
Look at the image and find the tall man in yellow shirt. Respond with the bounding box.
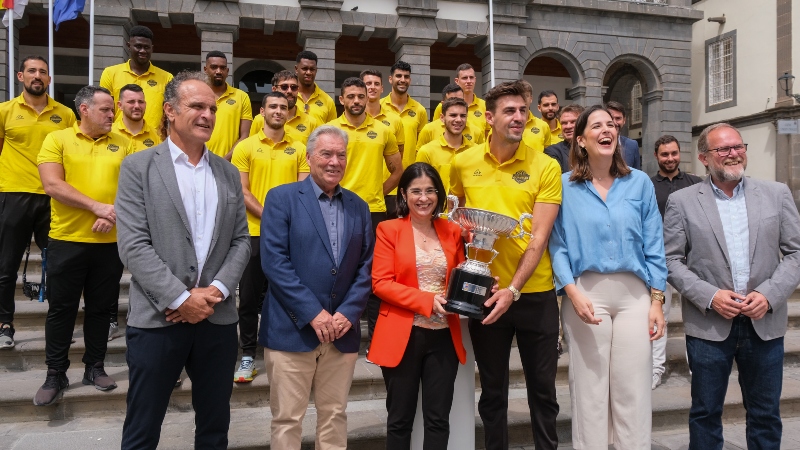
[296,51,337,125]
[34,86,133,406]
[417,83,484,151]
[112,84,161,153]
[537,89,563,145]
[380,61,427,166]
[248,71,320,144]
[519,81,552,153]
[432,63,488,135]
[416,97,471,194]
[204,51,252,159]
[99,25,173,130]
[329,77,401,347]
[361,69,405,219]
[450,80,562,450]
[0,56,76,350]
[232,92,309,383]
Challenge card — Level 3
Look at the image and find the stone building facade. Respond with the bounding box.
[1,0,702,174]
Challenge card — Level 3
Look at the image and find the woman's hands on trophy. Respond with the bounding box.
[433,294,450,315]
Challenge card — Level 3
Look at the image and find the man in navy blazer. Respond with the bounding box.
[259,125,373,450]
[606,101,641,170]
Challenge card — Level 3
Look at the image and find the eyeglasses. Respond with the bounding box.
[277,84,299,92]
[708,144,748,157]
[407,188,438,197]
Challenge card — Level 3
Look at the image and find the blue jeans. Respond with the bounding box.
[686,316,783,450]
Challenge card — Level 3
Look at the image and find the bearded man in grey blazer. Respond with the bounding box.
[115,70,250,450]
[664,122,800,450]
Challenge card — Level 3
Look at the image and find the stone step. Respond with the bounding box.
[665,300,800,337]
[5,366,800,449]
[12,299,130,330]
[14,273,133,299]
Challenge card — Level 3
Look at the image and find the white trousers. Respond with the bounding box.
[652,283,673,376]
[563,271,652,450]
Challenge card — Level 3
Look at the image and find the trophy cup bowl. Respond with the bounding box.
[443,196,532,320]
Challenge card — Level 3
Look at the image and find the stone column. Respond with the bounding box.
[297,0,344,98]
[84,2,132,85]
[641,89,663,175]
[390,33,436,115]
[196,23,239,85]
[474,1,526,94]
[567,86,587,106]
[0,19,21,101]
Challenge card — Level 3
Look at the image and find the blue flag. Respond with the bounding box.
[53,0,84,31]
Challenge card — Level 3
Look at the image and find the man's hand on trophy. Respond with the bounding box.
[433,294,450,316]
[490,276,500,294]
[482,288,514,325]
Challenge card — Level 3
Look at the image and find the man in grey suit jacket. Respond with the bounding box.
[115,71,250,450]
[664,123,800,450]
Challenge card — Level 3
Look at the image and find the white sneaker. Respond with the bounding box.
[652,373,662,390]
[234,356,257,383]
[108,322,120,341]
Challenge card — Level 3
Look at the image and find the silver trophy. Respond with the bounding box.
[443,195,532,319]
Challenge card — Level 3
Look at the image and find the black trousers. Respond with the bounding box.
[238,235,266,358]
[470,290,560,450]
[121,321,238,450]
[381,327,459,450]
[365,211,387,344]
[45,240,123,371]
[0,192,50,323]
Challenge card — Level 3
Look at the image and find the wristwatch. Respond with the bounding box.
[507,285,521,302]
[651,291,666,305]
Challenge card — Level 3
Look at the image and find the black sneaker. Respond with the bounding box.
[34,369,69,406]
[82,362,117,391]
[0,323,14,349]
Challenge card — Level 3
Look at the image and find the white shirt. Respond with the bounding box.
[166,137,230,310]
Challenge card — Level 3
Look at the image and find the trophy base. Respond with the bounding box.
[445,267,495,321]
[444,300,484,320]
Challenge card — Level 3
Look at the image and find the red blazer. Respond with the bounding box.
[370,216,467,368]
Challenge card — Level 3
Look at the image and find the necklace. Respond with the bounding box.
[412,224,432,243]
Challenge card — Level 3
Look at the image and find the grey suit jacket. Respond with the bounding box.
[115,142,251,329]
[664,176,800,341]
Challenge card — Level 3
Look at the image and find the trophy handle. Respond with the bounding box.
[466,243,499,264]
[510,213,534,239]
[442,194,460,221]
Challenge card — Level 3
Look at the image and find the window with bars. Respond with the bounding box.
[631,82,642,125]
[705,31,737,111]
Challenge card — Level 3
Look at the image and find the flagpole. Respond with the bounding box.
[8,8,14,97]
[88,0,94,85]
[48,0,53,96]
[488,0,495,88]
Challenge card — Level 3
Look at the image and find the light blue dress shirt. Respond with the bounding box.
[549,170,667,292]
[707,178,750,308]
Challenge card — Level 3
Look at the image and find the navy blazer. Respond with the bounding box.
[620,135,641,170]
[258,176,374,353]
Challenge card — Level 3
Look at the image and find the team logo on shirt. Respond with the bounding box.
[50,114,63,124]
[143,139,155,147]
[512,170,530,184]
[256,148,263,153]
[226,99,236,105]
[16,115,24,120]
[315,100,323,107]
[366,131,378,139]
[381,120,390,127]
[473,169,482,177]
[408,111,416,117]
[474,111,482,117]
[107,144,120,152]
[285,147,297,155]
[558,133,564,139]
[147,80,157,87]
[465,134,473,141]
[296,124,307,132]
[530,127,540,134]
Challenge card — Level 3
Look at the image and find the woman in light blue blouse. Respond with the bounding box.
[549,105,667,450]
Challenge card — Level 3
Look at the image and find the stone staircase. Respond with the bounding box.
[4,242,800,449]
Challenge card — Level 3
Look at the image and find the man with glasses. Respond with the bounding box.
[664,123,800,449]
[248,71,321,144]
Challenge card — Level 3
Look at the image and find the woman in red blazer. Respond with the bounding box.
[372,162,466,450]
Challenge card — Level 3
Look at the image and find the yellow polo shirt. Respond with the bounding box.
[298,84,337,125]
[416,120,485,151]
[0,95,76,194]
[379,95,427,167]
[112,118,161,153]
[449,140,562,293]
[37,125,133,243]
[327,114,399,213]
[372,109,405,197]
[232,131,309,236]
[206,84,253,157]
[549,119,564,145]
[522,112,553,153]
[433,94,488,135]
[416,135,473,195]
[99,60,173,129]
[249,109,321,144]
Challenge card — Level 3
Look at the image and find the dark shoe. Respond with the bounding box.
[82,362,117,391]
[557,339,564,357]
[34,369,69,406]
[0,323,15,349]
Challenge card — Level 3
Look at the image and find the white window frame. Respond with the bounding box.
[630,81,642,126]
[705,31,737,112]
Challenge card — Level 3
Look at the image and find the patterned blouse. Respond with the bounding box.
[412,244,449,329]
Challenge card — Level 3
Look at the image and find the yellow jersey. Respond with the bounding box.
[449,140,562,292]
[232,131,309,236]
[522,111,553,153]
[249,109,321,144]
[327,114,399,213]
[549,119,564,145]
[37,124,133,243]
[207,84,253,157]
[416,119,485,151]
[99,60,173,130]
[112,117,161,153]
[297,84,337,125]
[379,95,427,167]
[433,94,488,135]
[416,135,473,195]
[0,94,76,194]
[372,109,405,196]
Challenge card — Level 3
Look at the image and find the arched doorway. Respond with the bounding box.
[234,60,287,114]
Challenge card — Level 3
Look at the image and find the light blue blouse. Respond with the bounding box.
[549,169,667,292]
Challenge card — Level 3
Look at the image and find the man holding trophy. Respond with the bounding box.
[449,80,562,450]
